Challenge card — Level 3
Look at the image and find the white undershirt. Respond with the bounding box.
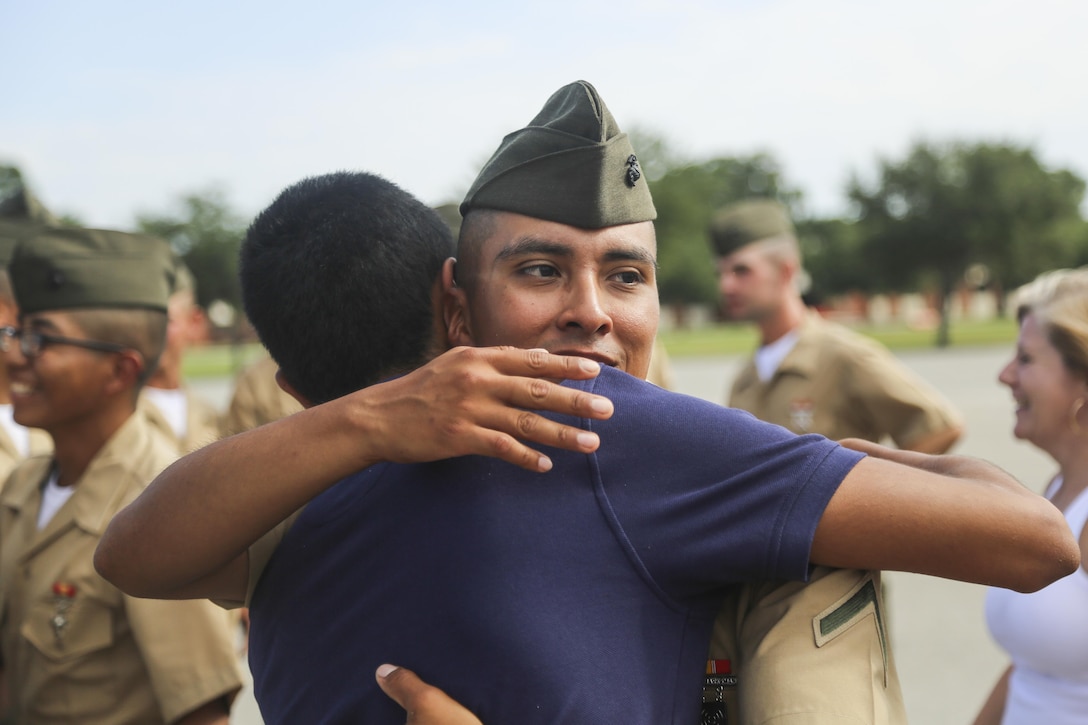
[753,329,800,382]
[37,468,74,530]
[0,403,29,458]
[143,387,189,440]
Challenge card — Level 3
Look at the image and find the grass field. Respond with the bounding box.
[657,316,1020,357]
[182,317,1020,380]
[181,342,269,379]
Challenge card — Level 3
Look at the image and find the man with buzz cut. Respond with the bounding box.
[97,82,1076,725]
[0,226,242,724]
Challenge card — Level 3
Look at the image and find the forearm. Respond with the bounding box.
[98,396,381,599]
[96,347,614,600]
[814,440,1080,591]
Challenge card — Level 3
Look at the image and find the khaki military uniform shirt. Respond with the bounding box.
[715,312,963,724]
[221,355,302,437]
[140,385,223,455]
[728,312,962,445]
[0,414,242,724]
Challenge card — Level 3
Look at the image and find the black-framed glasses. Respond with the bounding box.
[0,326,130,359]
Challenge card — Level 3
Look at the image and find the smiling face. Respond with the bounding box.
[449,211,660,380]
[998,312,1088,456]
[5,311,123,434]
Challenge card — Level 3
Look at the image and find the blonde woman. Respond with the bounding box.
[976,267,1088,724]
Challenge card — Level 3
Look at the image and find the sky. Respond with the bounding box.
[4,0,1087,229]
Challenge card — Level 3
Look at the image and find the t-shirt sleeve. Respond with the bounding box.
[211,508,303,610]
[247,509,304,607]
[584,369,864,602]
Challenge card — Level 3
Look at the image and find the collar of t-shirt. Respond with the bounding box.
[753,329,800,382]
[143,387,190,440]
[38,468,74,530]
[0,403,29,458]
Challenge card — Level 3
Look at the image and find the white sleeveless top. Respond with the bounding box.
[985,477,1088,724]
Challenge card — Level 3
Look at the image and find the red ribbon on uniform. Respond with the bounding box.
[705,659,732,675]
[51,582,77,598]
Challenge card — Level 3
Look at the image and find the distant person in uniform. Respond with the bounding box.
[708,198,966,723]
[141,258,222,454]
[713,198,963,449]
[98,84,1076,725]
[0,226,241,724]
[221,353,302,436]
[974,267,1088,725]
[0,223,50,482]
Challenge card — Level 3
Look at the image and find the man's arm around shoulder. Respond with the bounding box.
[811,438,1079,592]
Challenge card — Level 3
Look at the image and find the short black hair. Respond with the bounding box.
[453,209,498,295]
[241,172,454,404]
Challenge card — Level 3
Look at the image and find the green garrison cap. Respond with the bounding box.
[708,199,795,257]
[460,80,656,229]
[10,226,175,314]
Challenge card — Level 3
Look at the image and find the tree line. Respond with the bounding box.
[645,135,1087,345]
[4,136,1086,346]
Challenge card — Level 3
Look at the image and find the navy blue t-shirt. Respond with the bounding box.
[248,366,863,724]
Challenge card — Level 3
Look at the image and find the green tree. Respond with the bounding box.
[962,145,1086,303]
[796,217,871,306]
[135,187,247,315]
[850,141,1085,346]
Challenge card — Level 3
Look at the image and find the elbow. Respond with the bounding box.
[1005,507,1081,593]
[1009,550,1079,594]
[93,537,124,591]
[94,524,157,599]
[93,535,136,595]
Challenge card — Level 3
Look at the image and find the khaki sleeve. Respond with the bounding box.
[124,595,242,724]
[222,360,303,437]
[221,372,262,438]
[844,343,963,449]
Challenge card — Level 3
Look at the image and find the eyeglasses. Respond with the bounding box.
[0,326,130,359]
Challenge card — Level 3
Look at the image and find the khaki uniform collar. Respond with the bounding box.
[138,389,177,448]
[0,425,16,458]
[773,310,826,378]
[736,310,827,386]
[0,413,150,539]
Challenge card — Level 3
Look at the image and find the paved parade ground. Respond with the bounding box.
[197,343,1048,725]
